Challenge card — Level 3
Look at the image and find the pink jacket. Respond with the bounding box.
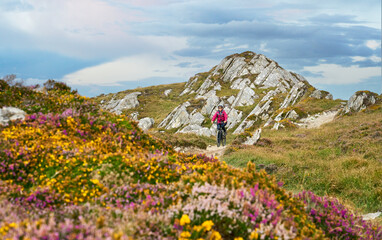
[212,110,228,124]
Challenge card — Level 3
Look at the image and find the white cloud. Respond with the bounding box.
[0,0,148,58]
[62,54,217,86]
[212,43,249,53]
[366,40,380,50]
[304,64,381,84]
[351,55,381,63]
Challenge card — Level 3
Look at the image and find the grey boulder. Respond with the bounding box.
[138,117,155,131]
[0,107,26,126]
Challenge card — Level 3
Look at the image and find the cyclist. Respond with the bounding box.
[211,104,228,136]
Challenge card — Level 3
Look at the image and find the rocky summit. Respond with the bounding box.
[97,51,380,140]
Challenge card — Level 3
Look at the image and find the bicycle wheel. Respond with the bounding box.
[217,130,222,147]
[223,132,226,146]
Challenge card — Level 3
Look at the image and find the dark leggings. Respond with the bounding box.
[217,122,227,133]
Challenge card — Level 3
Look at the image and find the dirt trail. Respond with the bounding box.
[182,145,227,158]
[298,110,339,129]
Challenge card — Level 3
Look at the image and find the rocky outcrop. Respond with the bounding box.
[98,51,338,138]
[344,91,380,113]
[231,87,258,107]
[243,128,262,145]
[159,51,327,136]
[279,82,307,109]
[130,112,139,121]
[101,92,141,114]
[158,102,191,129]
[178,124,213,137]
[138,117,155,131]
[310,89,333,100]
[164,89,172,97]
[0,107,26,126]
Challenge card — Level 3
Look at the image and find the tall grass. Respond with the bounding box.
[223,110,382,213]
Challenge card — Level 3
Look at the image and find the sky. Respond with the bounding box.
[0,0,381,100]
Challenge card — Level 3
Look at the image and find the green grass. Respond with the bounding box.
[295,97,344,115]
[222,110,382,213]
[94,82,190,126]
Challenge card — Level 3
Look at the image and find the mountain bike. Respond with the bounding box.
[216,124,226,147]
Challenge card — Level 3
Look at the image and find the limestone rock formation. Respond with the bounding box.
[310,89,333,100]
[344,91,380,113]
[0,107,26,126]
[164,89,172,97]
[244,128,262,145]
[101,92,141,114]
[158,102,191,129]
[138,117,155,131]
[159,51,329,136]
[97,51,339,139]
[130,112,139,121]
[178,124,213,137]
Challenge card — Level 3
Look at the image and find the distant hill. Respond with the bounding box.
[95,52,345,137]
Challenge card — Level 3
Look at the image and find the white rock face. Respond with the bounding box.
[244,128,262,145]
[310,89,333,100]
[214,82,222,91]
[254,62,276,85]
[279,82,306,109]
[196,78,214,96]
[231,86,257,107]
[227,95,236,105]
[187,111,205,126]
[221,57,248,82]
[141,51,335,142]
[164,89,172,96]
[362,212,381,221]
[233,90,278,134]
[344,91,378,113]
[138,117,155,131]
[178,124,213,137]
[102,92,141,114]
[226,108,243,130]
[201,92,220,116]
[230,78,251,89]
[0,107,26,126]
[158,102,191,129]
[130,112,139,121]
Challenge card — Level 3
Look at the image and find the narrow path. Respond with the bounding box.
[181,145,227,158]
[298,110,339,129]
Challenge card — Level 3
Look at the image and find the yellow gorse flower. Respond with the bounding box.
[201,220,214,231]
[249,230,259,239]
[180,214,191,226]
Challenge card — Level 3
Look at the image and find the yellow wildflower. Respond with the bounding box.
[202,220,214,231]
[210,230,222,240]
[90,179,100,185]
[193,225,203,232]
[234,238,244,240]
[180,231,191,239]
[180,214,191,226]
[249,230,259,239]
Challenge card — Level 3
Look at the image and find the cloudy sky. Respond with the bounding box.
[0,0,380,99]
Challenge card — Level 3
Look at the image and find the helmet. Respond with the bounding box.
[218,104,224,109]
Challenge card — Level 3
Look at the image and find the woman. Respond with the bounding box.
[211,105,228,136]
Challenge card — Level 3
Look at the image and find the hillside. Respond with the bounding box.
[223,107,382,213]
[1,79,382,239]
[95,51,344,142]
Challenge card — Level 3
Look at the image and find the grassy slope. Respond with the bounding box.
[223,108,382,213]
[94,82,188,126]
